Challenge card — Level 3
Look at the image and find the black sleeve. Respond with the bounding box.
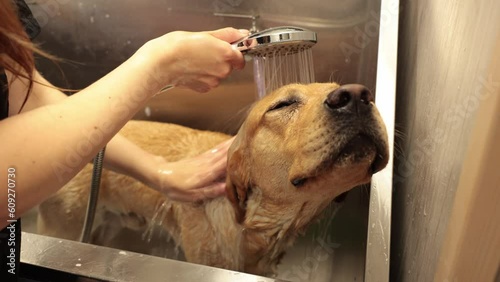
[0,1,41,121]
[0,73,8,120]
[15,0,41,40]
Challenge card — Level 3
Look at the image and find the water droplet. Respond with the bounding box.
[90,16,94,23]
[345,57,351,64]
[75,263,82,267]
[119,251,127,255]
[105,14,110,18]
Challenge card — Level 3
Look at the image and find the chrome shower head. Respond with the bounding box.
[233,26,317,57]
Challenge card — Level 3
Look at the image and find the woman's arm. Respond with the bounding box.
[104,134,234,202]
[0,28,245,227]
[8,71,163,185]
[10,70,231,202]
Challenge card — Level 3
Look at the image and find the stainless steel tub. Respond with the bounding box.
[21,0,398,280]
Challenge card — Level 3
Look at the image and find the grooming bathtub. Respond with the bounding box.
[21,0,397,281]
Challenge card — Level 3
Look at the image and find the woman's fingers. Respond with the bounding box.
[207,27,249,44]
[206,28,247,72]
[196,182,227,200]
[156,137,235,202]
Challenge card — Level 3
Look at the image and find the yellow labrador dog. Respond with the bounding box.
[38,83,389,276]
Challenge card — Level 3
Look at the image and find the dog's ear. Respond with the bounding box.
[225,129,252,224]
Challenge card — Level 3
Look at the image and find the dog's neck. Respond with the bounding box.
[203,187,329,275]
[241,208,301,274]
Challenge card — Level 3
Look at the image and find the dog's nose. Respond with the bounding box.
[324,84,374,114]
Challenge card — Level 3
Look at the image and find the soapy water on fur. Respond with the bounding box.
[253,48,315,99]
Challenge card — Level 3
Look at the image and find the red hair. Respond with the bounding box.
[0,0,57,111]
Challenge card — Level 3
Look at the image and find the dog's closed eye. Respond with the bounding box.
[267,99,299,112]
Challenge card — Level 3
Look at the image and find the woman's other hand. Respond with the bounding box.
[147,137,234,202]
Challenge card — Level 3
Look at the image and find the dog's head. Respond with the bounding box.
[226,83,389,228]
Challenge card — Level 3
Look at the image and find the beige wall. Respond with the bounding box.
[392,0,500,281]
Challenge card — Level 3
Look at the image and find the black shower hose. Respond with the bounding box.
[79,147,106,243]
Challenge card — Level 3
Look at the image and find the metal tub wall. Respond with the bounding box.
[23,0,384,281]
[391,0,500,281]
[29,0,381,134]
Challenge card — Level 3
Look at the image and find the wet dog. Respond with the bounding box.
[38,83,389,276]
